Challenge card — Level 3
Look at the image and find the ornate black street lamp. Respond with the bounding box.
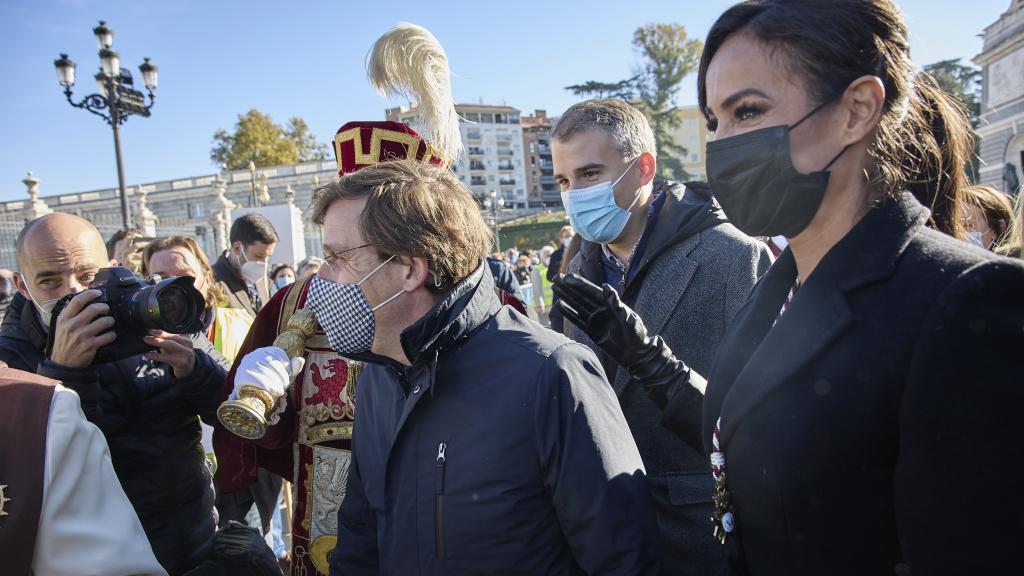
[54,21,157,229]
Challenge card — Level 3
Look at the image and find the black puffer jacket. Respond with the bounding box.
[331,263,660,575]
[0,293,229,575]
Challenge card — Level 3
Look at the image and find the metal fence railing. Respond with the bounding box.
[0,219,24,271]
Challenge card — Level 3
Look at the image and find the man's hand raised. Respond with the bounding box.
[48,290,116,369]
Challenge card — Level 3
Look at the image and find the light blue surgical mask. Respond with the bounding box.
[560,157,640,244]
[966,231,985,248]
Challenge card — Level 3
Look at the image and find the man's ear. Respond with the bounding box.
[12,272,30,300]
[639,151,657,187]
[400,256,432,292]
[230,240,242,255]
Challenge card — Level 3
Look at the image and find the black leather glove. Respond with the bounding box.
[552,273,691,409]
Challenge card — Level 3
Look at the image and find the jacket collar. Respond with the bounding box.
[2,293,47,352]
[716,192,928,445]
[213,252,242,286]
[399,261,501,369]
[830,192,929,291]
[639,181,726,268]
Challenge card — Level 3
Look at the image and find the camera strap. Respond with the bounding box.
[42,298,69,360]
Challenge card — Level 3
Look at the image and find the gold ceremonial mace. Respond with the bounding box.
[217,308,317,439]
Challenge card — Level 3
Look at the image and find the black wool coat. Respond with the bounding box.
[681,192,1024,575]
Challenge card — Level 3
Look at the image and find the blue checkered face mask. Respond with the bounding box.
[307,255,405,355]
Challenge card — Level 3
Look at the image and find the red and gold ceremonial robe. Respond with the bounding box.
[214,274,359,575]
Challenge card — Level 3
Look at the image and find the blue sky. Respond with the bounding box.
[0,0,1011,200]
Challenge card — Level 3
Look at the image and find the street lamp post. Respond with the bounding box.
[483,190,505,252]
[248,160,268,207]
[54,21,157,229]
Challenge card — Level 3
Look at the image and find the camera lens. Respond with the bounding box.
[130,276,207,334]
[156,285,190,327]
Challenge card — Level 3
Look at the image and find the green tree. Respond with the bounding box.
[923,58,982,182]
[564,23,703,181]
[211,109,330,170]
[565,77,640,100]
[285,117,331,163]
[923,58,981,126]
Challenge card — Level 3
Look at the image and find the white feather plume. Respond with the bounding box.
[368,23,463,163]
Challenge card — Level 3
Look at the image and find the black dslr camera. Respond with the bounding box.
[46,266,207,365]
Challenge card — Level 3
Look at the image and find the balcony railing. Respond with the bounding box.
[467,146,485,156]
[498,162,514,170]
[469,161,486,171]
[497,148,513,156]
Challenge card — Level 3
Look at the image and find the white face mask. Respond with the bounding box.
[237,248,268,285]
[562,236,573,248]
[25,286,61,331]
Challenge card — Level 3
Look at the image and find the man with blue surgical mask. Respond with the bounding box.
[552,98,772,576]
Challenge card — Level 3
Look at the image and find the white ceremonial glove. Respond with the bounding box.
[229,346,305,426]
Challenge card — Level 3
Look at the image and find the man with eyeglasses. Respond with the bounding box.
[212,24,486,573]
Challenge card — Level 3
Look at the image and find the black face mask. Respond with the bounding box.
[706,100,849,238]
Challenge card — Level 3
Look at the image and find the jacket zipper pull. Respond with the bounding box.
[436,442,447,494]
[435,441,447,560]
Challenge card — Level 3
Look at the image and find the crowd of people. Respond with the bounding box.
[1,1,1023,575]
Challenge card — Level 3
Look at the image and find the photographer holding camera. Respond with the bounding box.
[0,213,230,575]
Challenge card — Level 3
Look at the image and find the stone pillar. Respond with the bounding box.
[22,171,52,222]
[306,175,322,256]
[208,174,235,254]
[134,186,159,236]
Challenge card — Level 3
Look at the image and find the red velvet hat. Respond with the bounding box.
[332,120,447,177]
[332,23,462,177]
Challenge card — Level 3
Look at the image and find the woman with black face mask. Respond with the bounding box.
[553,1,1024,574]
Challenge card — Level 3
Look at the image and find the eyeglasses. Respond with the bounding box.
[323,243,379,272]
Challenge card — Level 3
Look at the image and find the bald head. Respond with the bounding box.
[14,213,111,305]
[17,213,104,265]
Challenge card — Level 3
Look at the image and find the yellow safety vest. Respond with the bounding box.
[212,307,254,364]
[536,264,554,306]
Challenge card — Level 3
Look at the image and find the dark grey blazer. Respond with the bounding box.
[566,182,772,576]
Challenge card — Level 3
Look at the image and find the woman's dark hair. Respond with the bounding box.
[270,263,295,280]
[697,0,975,239]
